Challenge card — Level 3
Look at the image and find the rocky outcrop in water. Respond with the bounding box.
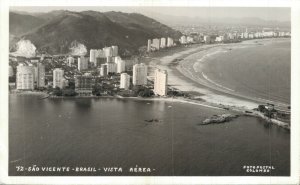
[201,114,239,125]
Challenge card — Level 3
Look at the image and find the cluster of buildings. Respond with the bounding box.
[179,35,195,44]
[65,46,125,76]
[48,62,168,96]
[120,63,168,96]
[98,56,125,76]
[147,37,175,52]
[89,46,119,67]
[13,44,169,97]
[203,30,291,44]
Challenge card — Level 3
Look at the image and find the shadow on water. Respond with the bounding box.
[74,99,92,111]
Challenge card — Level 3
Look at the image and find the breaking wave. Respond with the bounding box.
[202,72,235,92]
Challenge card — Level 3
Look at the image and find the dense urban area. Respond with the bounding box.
[9,27,291,125]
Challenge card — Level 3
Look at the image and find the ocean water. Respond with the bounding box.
[9,95,290,176]
[199,39,291,104]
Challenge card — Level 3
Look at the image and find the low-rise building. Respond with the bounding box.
[75,74,95,96]
[215,36,224,42]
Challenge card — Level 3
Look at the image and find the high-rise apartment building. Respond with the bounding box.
[154,69,168,96]
[115,56,125,73]
[132,63,147,86]
[78,56,88,71]
[36,63,45,88]
[16,64,35,90]
[53,68,64,89]
[120,73,130,90]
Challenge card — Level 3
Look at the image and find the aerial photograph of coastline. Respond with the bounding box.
[8,6,291,176]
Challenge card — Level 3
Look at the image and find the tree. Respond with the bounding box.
[53,87,63,96]
[138,88,153,97]
[92,84,102,96]
[258,105,266,112]
[68,81,75,89]
[9,76,16,83]
[47,85,53,93]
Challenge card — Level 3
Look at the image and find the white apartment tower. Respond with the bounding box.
[115,56,126,73]
[90,49,97,66]
[152,38,160,50]
[96,49,105,58]
[204,35,211,44]
[53,68,64,89]
[78,56,88,71]
[147,39,151,52]
[160,38,166,48]
[9,65,14,77]
[36,63,45,88]
[104,47,113,57]
[120,73,130,90]
[107,62,117,74]
[111,46,118,56]
[180,35,187,44]
[167,37,174,47]
[100,64,108,77]
[132,63,147,86]
[16,64,35,90]
[154,69,168,96]
[187,36,194,43]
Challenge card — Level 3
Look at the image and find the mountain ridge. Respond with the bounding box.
[9,10,182,56]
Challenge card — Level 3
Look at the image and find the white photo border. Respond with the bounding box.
[0,0,299,184]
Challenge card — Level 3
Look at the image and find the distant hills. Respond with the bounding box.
[9,10,182,55]
[10,12,45,36]
[148,12,291,28]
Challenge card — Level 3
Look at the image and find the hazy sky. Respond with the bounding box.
[10,6,291,22]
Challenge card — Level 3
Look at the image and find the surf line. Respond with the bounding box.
[202,72,235,92]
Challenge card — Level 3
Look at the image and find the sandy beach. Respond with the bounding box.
[148,38,291,111]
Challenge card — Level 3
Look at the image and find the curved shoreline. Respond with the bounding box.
[150,38,291,111]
